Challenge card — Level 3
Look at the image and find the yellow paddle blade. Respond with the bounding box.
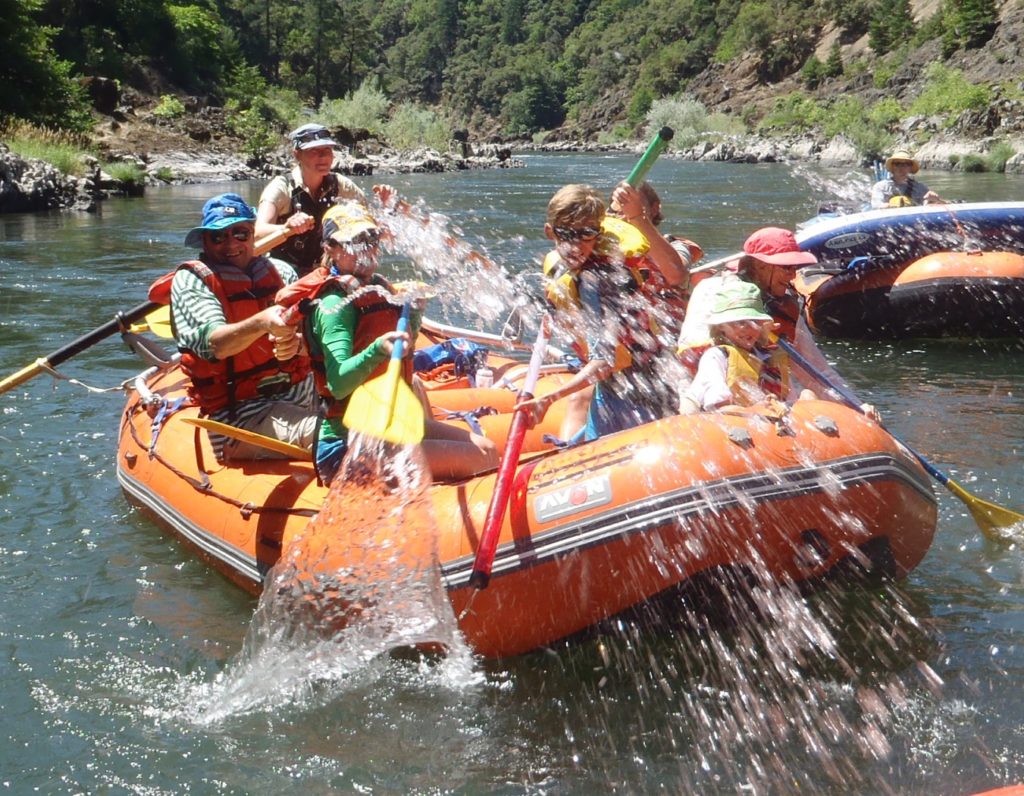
[945,479,1024,539]
[132,305,174,338]
[343,359,425,445]
[181,417,312,460]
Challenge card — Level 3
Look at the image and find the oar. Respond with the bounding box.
[180,416,312,460]
[778,338,1024,538]
[0,301,161,396]
[469,318,549,589]
[342,302,425,445]
[625,126,674,187]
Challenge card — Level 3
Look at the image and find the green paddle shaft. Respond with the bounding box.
[625,127,674,187]
[0,300,161,396]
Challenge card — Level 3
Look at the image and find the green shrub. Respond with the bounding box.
[645,96,710,147]
[102,161,146,187]
[948,154,962,166]
[909,63,990,119]
[318,83,390,134]
[153,95,186,119]
[263,87,306,129]
[228,107,278,161]
[3,122,91,175]
[757,92,821,133]
[627,87,654,126]
[153,166,176,182]
[824,42,844,78]
[987,140,1015,173]
[383,103,451,151]
[867,97,903,129]
[801,55,824,89]
[960,153,988,172]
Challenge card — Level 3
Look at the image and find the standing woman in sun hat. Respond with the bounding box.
[255,123,366,276]
[870,149,944,208]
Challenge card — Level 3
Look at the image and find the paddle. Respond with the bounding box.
[342,302,425,445]
[0,301,162,396]
[181,416,312,460]
[778,338,1024,538]
[469,318,549,589]
[625,126,674,187]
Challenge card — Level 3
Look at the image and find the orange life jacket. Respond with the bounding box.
[276,267,407,418]
[175,259,310,414]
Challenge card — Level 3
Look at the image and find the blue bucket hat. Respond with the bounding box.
[184,193,256,248]
[290,123,338,151]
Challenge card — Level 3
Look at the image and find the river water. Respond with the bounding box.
[1,154,1023,794]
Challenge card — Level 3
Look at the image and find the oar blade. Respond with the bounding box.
[945,479,1024,539]
[343,360,425,445]
[143,305,174,339]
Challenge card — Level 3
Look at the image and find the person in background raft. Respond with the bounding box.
[275,203,498,486]
[521,184,677,441]
[255,123,365,276]
[171,193,319,461]
[870,149,944,209]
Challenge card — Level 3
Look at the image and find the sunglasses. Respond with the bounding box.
[292,128,332,145]
[208,227,253,244]
[329,231,380,250]
[553,226,601,243]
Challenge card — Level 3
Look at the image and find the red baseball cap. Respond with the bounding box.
[743,227,817,267]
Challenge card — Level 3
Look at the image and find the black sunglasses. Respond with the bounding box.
[329,231,380,250]
[293,128,332,145]
[208,227,253,244]
[553,226,601,243]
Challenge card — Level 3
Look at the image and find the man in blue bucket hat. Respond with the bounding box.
[255,122,365,276]
[171,192,319,461]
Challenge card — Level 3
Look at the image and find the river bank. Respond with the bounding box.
[5,104,1024,215]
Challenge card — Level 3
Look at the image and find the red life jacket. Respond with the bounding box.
[276,267,407,418]
[176,259,311,413]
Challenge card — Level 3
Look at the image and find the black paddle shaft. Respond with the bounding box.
[46,301,161,367]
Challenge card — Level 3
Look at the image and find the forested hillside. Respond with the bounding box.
[2,0,1017,153]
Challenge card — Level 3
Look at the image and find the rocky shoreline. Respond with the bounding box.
[0,139,523,214]
[6,119,1024,214]
[524,130,1024,174]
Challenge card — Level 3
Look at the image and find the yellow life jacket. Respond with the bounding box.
[541,222,653,372]
[679,335,790,406]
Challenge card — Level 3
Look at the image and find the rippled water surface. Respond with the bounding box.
[2,155,1024,794]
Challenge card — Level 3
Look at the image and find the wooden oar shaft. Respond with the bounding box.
[254,227,292,256]
[181,417,312,460]
[0,300,160,396]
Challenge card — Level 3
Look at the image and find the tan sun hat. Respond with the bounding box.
[885,150,920,174]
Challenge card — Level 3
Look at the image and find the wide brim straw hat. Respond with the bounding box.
[884,150,920,174]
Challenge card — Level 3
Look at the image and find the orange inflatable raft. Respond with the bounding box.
[794,250,1024,339]
[117,330,937,658]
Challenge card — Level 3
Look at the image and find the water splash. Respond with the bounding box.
[178,438,477,725]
